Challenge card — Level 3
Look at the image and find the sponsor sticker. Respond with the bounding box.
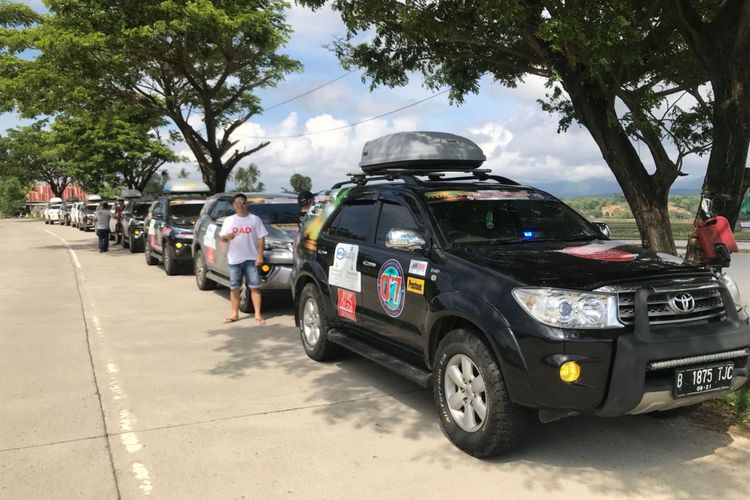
[408,259,428,277]
[204,223,217,249]
[206,247,215,264]
[337,289,357,322]
[328,243,361,292]
[407,277,425,295]
[561,241,637,262]
[378,259,405,318]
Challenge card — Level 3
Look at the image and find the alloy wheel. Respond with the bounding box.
[302,298,322,346]
[444,353,488,432]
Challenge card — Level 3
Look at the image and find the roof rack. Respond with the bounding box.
[331,167,520,188]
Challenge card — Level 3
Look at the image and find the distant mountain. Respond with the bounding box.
[523,177,704,198]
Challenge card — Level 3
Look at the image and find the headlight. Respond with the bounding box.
[721,274,742,310]
[512,287,623,329]
[264,240,293,251]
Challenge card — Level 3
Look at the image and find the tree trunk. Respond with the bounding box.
[558,73,678,253]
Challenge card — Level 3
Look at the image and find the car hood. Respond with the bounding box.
[267,224,297,241]
[450,239,708,289]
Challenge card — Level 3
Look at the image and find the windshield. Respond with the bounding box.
[425,189,600,245]
[85,204,98,212]
[168,200,204,218]
[247,203,299,225]
[132,203,151,217]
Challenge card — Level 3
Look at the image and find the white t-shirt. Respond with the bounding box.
[219,213,269,265]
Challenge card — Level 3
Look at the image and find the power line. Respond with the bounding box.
[238,89,451,140]
[262,70,356,112]
[194,70,356,134]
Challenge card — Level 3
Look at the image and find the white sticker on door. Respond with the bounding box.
[408,259,428,277]
[204,223,217,249]
[328,243,361,292]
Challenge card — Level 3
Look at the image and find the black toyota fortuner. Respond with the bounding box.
[291,131,750,458]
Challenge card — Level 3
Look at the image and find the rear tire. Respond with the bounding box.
[298,284,340,361]
[239,286,253,314]
[194,249,217,290]
[433,328,529,458]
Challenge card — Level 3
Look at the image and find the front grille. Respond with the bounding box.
[617,285,726,326]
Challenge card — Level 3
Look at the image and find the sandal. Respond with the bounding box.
[223,317,239,324]
[254,317,266,325]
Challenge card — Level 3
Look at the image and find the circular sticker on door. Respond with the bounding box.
[377,259,405,318]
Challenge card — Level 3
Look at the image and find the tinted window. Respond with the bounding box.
[248,203,300,225]
[327,200,375,242]
[132,203,151,217]
[168,200,204,218]
[376,201,419,245]
[211,199,234,219]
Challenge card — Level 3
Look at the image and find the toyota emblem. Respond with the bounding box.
[668,292,695,314]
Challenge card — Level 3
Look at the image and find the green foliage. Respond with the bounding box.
[0,175,26,217]
[1,0,302,192]
[289,173,312,193]
[232,165,264,192]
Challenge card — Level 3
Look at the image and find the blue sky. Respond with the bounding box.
[4,1,710,194]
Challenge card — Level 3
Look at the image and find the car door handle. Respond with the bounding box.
[318,249,328,255]
[362,260,377,268]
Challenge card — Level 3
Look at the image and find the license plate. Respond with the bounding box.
[674,362,734,398]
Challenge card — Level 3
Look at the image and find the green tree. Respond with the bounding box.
[0,176,26,217]
[289,173,312,193]
[232,164,264,192]
[51,106,182,193]
[177,168,190,180]
[2,0,301,193]
[0,122,71,197]
[302,0,750,255]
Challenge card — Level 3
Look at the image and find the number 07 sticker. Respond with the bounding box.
[378,259,405,318]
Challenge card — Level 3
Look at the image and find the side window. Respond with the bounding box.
[210,198,234,219]
[327,200,376,242]
[376,201,419,246]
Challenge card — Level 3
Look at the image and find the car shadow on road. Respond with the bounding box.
[205,323,745,499]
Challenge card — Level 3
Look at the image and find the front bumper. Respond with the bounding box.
[259,264,292,291]
[509,288,750,417]
[169,239,194,262]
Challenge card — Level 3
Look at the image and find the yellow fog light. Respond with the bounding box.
[134,229,141,235]
[260,264,271,273]
[175,242,183,249]
[559,361,581,383]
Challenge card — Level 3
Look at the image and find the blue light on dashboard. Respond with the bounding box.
[523,231,534,239]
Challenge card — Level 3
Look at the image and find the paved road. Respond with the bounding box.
[1,220,749,500]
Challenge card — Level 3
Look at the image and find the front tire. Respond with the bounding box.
[163,245,178,275]
[298,284,340,361]
[433,329,529,458]
[144,239,158,266]
[194,249,217,290]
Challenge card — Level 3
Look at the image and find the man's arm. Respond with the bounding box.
[256,237,265,265]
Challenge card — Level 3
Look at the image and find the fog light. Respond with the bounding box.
[134,230,141,235]
[175,242,183,249]
[559,361,581,383]
[260,264,271,273]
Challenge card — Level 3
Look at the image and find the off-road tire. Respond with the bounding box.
[194,249,217,290]
[144,239,158,266]
[163,245,179,275]
[298,284,341,361]
[433,328,529,458]
[239,285,254,314]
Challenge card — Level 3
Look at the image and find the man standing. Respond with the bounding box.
[113,199,125,244]
[297,190,314,226]
[219,193,268,324]
[94,202,112,253]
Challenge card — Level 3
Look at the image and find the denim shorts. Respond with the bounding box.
[228,260,261,289]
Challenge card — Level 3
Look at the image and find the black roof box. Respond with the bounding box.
[359,131,486,174]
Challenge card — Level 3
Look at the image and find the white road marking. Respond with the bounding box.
[132,463,153,496]
[41,225,154,495]
[42,229,81,269]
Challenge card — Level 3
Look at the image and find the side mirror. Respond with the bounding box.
[592,221,611,238]
[154,210,164,219]
[385,228,426,251]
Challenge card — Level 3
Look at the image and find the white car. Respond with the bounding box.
[44,197,63,224]
[70,202,83,228]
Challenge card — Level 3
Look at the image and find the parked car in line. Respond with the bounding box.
[143,183,209,275]
[43,197,63,224]
[292,131,750,458]
[192,192,299,311]
[120,199,153,253]
[59,203,73,226]
[77,200,101,231]
[70,202,83,228]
